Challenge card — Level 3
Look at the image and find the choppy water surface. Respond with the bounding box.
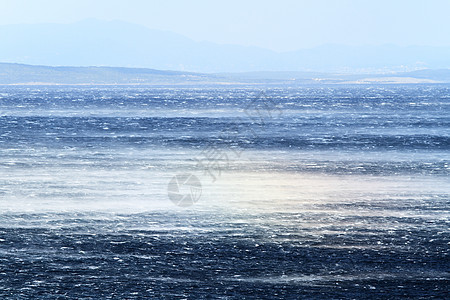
[0,85,449,299]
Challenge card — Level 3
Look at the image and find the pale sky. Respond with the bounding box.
[1,0,449,52]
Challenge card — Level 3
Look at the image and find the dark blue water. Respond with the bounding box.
[0,85,449,299]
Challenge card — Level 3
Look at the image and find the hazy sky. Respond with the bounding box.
[1,0,450,52]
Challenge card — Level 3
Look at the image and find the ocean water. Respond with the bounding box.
[0,85,449,299]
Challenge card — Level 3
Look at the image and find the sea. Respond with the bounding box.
[0,85,449,299]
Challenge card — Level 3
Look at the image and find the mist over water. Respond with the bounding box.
[0,85,449,298]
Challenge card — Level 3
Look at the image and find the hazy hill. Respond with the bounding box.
[1,19,450,73]
[0,62,215,85]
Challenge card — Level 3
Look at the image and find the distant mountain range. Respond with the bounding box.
[1,62,450,85]
[1,19,450,73]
